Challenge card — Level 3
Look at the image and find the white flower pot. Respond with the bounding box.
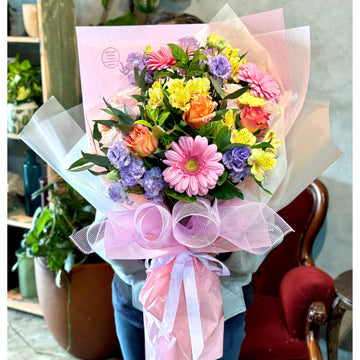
[7,101,38,134]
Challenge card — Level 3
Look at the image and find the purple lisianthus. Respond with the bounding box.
[108,181,128,203]
[209,54,232,80]
[108,140,131,171]
[222,147,251,183]
[140,167,166,203]
[120,157,145,187]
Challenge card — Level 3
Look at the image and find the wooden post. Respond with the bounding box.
[37,0,80,182]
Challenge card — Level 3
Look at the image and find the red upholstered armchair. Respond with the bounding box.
[239,179,335,360]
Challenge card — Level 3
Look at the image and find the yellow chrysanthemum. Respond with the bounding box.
[238,92,265,107]
[165,78,186,95]
[185,78,210,99]
[231,128,256,146]
[247,149,276,181]
[223,109,236,129]
[169,88,191,112]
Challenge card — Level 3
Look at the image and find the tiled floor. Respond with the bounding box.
[7,309,122,360]
[8,308,352,360]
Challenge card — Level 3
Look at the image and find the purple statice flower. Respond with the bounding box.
[140,167,166,203]
[222,147,251,183]
[108,140,131,171]
[120,157,145,187]
[209,54,232,80]
[108,181,128,203]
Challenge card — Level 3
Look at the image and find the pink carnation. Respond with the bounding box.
[237,63,280,103]
[146,46,176,71]
[162,136,224,197]
[112,86,142,120]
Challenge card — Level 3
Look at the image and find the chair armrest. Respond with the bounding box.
[279,266,335,341]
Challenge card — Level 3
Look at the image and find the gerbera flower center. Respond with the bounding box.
[185,159,198,171]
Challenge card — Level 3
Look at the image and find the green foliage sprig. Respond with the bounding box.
[14,182,95,287]
[7,54,42,105]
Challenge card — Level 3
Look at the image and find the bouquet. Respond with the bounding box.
[19,6,341,360]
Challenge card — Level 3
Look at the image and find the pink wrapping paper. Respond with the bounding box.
[139,254,226,360]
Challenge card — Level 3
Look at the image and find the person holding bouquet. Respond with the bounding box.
[104,9,272,360]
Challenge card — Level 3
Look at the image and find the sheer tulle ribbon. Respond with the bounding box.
[70,197,293,258]
[144,253,230,360]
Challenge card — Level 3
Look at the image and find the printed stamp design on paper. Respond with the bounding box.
[101,47,120,68]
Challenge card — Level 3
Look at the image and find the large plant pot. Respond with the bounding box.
[22,4,39,38]
[7,101,38,134]
[34,258,119,360]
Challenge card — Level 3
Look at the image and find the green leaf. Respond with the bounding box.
[102,98,134,126]
[81,151,111,170]
[102,0,110,9]
[88,169,109,176]
[209,180,244,200]
[252,177,273,195]
[212,109,228,121]
[131,94,145,102]
[164,188,197,203]
[252,142,274,150]
[68,155,91,171]
[69,164,95,172]
[210,77,225,99]
[223,85,250,100]
[221,143,248,153]
[215,125,231,152]
[217,171,228,186]
[134,66,147,93]
[103,11,137,26]
[93,122,102,142]
[117,124,134,135]
[167,43,189,65]
[146,107,158,122]
[154,70,182,80]
[158,110,170,127]
[134,119,153,128]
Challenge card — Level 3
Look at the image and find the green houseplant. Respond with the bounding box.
[15,182,119,359]
[7,53,42,134]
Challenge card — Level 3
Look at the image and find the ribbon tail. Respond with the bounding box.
[158,257,184,337]
[183,260,204,360]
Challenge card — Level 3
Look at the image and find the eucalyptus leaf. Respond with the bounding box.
[210,76,225,99]
[223,85,250,100]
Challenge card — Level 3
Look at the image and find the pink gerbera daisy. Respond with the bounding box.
[146,46,176,71]
[162,136,224,197]
[237,63,280,103]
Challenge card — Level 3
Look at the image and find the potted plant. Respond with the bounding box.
[7,53,42,134]
[16,181,119,359]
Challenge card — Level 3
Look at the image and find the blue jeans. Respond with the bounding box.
[112,279,246,360]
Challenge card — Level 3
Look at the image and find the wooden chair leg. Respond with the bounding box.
[306,301,327,360]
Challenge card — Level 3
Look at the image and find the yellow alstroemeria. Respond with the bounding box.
[247,148,277,181]
[223,109,237,129]
[147,86,164,109]
[169,88,191,112]
[185,78,210,99]
[165,78,186,95]
[263,130,282,154]
[222,45,247,82]
[231,128,256,146]
[238,92,265,107]
[144,45,153,56]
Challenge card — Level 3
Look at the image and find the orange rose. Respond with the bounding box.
[182,97,217,129]
[124,124,158,157]
[240,105,270,136]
